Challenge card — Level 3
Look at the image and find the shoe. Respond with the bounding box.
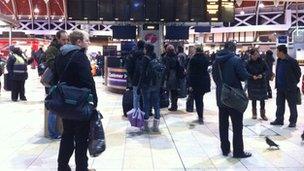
[233,152,252,158]
[198,118,204,125]
[152,119,160,132]
[270,120,284,126]
[260,109,268,121]
[88,169,96,171]
[222,150,231,156]
[168,107,177,111]
[20,98,27,101]
[186,109,194,113]
[12,99,18,102]
[252,108,257,119]
[288,123,296,128]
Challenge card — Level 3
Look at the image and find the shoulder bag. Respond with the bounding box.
[218,64,249,113]
[45,51,94,121]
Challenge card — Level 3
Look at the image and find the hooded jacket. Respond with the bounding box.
[53,44,98,107]
[126,48,145,86]
[212,49,251,107]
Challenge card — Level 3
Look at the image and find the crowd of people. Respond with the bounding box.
[0,29,303,170]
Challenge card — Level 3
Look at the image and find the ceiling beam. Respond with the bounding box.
[0,0,14,14]
[62,0,67,19]
[11,0,18,20]
[28,0,33,19]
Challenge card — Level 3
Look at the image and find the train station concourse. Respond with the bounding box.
[1,0,304,170]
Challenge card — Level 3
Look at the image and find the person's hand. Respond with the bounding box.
[253,75,258,80]
[257,74,262,79]
[188,87,193,92]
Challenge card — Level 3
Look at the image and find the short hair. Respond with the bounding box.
[249,48,259,55]
[177,45,184,53]
[69,30,88,45]
[224,40,237,52]
[56,30,67,39]
[137,40,145,50]
[277,45,287,54]
[145,43,154,54]
[196,46,204,53]
[166,44,175,54]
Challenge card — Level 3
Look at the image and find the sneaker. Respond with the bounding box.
[186,109,194,113]
[233,152,252,158]
[270,120,284,126]
[198,118,204,125]
[20,98,27,101]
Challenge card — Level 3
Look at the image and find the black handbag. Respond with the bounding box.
[45,51,94,121]
[296,87,301,105]
[218,64,249,113]
[89,109,106,157]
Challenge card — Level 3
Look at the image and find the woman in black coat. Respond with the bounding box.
[163,45,180,111]
[187,47,211,124]
[246,49,269,121]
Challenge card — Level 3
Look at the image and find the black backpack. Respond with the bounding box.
[146,57,166,87]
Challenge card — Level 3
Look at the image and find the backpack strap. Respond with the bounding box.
[58,50,79,83]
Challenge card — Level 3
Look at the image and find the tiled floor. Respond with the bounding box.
[0,67,304,171]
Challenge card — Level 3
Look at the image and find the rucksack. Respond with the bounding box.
[38,52,47,76]
[146,57,166,87]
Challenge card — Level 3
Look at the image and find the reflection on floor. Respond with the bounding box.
[0,68,304,171]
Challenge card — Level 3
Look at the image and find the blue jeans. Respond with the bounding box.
[133,86,140,109]
[48,111,60,139]
[142,87,160,120]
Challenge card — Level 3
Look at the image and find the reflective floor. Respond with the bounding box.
[0,68,304,171]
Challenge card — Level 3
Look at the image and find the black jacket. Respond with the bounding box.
[212,49,251,107]
[138,53,157,88]
[246,58,269,100]
[187,53,210,93]
[126,49,145,86]
[163,53,180,90]
[7,53,29,81]
[275,55,301,92]
[53,44,98,107]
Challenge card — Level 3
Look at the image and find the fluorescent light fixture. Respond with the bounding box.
[259,3,265,8]
[240,10,245,15]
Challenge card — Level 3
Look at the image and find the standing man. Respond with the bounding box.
[54,30,97,171]
[42,30,68,139]
[212,41,253,158]
[126,40,145,109]
[270,45,301,128]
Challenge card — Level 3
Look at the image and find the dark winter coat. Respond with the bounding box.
[246,58,269,100]
[212,49,251,107]
[53,44,98,107]
[163,53,180,90]
[6,53,29,81]
[138,53,157,88]
[126,49,145,87]
[187,53,211,93]
[275,55,301,93]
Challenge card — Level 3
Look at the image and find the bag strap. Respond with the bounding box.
[59,50,79,83]
[218,64,224,82]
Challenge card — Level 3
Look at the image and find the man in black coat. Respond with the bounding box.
[187,47,210,124]
[212,41,253,158]
[126,40,145,109]
[270,45,301,128]
[53,30,97,171]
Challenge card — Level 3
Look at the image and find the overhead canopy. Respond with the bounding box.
[0,13,19,27]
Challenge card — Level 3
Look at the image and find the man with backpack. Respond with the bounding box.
[139,43,165,132]
[126,40,145,110]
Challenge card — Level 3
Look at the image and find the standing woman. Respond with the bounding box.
[246,49,269,120]
[187,47,211,124]
[6,46,33,101]
[163,44,180,111]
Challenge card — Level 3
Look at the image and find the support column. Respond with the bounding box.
[9,26,12,46]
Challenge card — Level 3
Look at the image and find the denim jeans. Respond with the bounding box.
[142,87,160,120]
[133,86,140,109]
[48,111,60,139]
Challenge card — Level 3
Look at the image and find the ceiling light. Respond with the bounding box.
[240,10,245,15]
[259,3,264,8]
[34,7,40,14]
